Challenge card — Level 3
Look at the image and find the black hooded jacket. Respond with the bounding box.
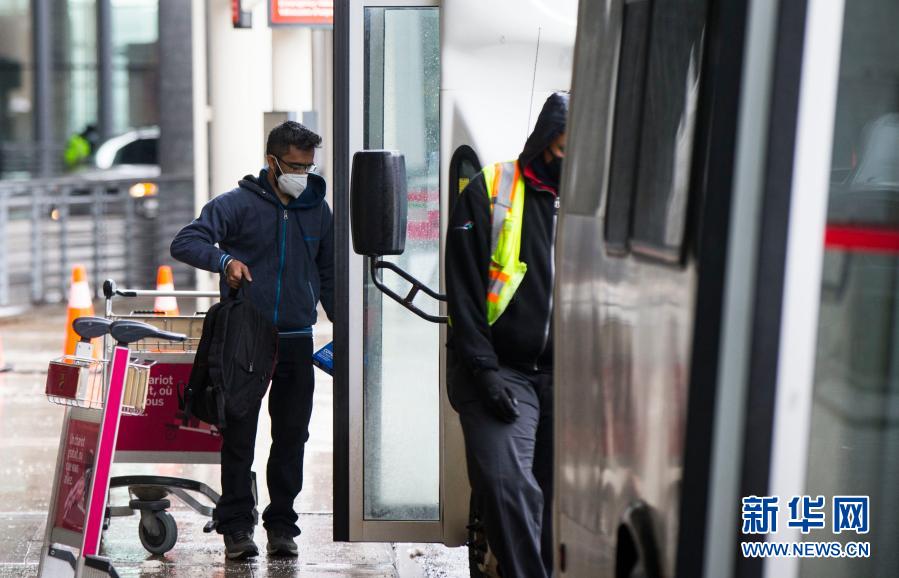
[446,93,568,375]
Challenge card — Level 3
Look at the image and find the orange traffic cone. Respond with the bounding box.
[154,266,180,316]
[64,264,96,356]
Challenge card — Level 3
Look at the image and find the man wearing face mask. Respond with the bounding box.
[171,121,333,560]
[445,92,567,578]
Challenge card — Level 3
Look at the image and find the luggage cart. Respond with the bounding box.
[38,317,189,576]
[98,279,254,556]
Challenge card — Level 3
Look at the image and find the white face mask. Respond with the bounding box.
[273,158,308,199]
[277,172,308,199]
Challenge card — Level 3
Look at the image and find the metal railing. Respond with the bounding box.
[0,174,192,307]
[0,142,67,177]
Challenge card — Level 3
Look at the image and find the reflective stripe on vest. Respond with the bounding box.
[482,161,527,325]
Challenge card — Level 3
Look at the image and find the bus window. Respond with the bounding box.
[628,0,707,263]
[605,0,652,256]
[448,145,481,216]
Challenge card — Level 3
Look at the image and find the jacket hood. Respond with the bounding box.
[518,92,570,168]
[238,168,327,209]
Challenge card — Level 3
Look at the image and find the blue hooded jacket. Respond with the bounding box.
[171,168,334,337]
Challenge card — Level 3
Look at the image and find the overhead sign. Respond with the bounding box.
[269,0,334,27]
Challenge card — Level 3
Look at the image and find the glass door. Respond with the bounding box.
[343,0,443,542]
[796,1,899,576]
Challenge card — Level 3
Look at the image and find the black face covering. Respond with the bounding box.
[546,153,563,183]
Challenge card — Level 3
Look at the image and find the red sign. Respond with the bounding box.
[270,0,333,26]
[53,419,100,534]
[825,225,899,255]
[116,363,221,455]
[46,362,81,399]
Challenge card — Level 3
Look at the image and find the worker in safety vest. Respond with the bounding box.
[63,124,99,170]
[445,92,568,578]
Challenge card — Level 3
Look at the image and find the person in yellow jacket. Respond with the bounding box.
[445,92,568,578]
[63,124,99,170]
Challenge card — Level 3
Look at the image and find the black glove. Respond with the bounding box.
[476,370,520,423]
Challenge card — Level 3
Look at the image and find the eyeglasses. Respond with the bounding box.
[273,156,317,175]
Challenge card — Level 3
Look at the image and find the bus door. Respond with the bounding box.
[760,1,899,577]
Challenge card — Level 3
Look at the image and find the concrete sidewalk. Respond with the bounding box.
[0,304,467,577]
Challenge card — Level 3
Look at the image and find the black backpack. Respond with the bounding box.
[182,287,278,430]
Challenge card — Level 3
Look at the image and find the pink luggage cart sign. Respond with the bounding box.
[53,418,100,534]
[117,363,221,453]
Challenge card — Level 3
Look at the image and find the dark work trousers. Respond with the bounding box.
[213,336,315,537]
[448,355,554,578]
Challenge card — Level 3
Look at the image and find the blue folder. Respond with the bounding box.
[312,341,333,376]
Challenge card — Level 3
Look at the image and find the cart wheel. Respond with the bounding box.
[138,511,178,555]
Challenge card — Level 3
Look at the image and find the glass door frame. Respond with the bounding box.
[342,0,444,543]
[761,1,845,577]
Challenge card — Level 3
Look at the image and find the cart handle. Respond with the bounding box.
[103,279,220,299]
[110,320,187,345]
[73,316,113,340]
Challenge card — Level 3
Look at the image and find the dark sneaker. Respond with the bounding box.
[266,530,298,556]
[224,529,259,560]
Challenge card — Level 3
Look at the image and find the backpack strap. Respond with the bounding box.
[228,283,247,300]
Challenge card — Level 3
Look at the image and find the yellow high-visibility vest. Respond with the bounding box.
[482,161,527,325]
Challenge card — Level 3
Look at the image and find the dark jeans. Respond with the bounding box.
[213,336,315,537]
[448,355,554,578]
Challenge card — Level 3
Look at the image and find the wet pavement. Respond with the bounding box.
[0,303,468,577]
